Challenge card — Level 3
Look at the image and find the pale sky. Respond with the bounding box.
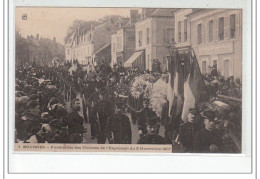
[16,7,141,44]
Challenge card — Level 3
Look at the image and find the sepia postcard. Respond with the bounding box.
[13,6,244,154]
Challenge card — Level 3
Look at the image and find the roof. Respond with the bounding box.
[65,32,76,47]
[150,8,175,17]
[186,9,207,17]
[94,43,111,55]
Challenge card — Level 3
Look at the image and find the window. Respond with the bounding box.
[223,60,230,78]
[213,60,218,71]
[202,61,207,74]
[197,23,202,44]
[163,29,166,44]
[67,49,70,55]
[209,20,213,42]
[184,20,188,42]
[120,36,123,49]
[167,28,174,44]
[218,17,224,40]
[230,14,236,38]
[178,21,181,43]
[213,60,217,66]
[146,28,150,45]
[117,37,120,49]
[147,55,150,69]
[128,34,135,41]
[138,31,142,47]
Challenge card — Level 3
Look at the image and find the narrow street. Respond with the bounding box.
[68,94,166,144]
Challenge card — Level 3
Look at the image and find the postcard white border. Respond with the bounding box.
[7,0,253,174]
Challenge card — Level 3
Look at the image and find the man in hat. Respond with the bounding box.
[178,108,202,152]
[106,100,132,144]
[67,99,84,143]
[134,99,158,137]
[193,110,223,153]
[85,82,101,140]
[93,90,113,144]
[137,117,166,144]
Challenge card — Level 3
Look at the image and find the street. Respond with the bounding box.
[82,112,166,144]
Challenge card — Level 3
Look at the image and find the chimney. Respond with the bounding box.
[53,37,56,43]
[130,10,139,26]
[27,35,29,39]
[36,33,39,40]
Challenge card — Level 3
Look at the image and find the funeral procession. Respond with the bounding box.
[15,8,242,153]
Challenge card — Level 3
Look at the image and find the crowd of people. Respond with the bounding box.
[15,61,165,145]
[15,59,242,153]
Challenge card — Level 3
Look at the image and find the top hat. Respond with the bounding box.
[202,110,216,121]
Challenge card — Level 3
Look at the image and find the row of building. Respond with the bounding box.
[65,8,242,79]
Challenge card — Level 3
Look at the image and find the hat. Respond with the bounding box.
[19,96,30,104]
[41,112,50,119]
[188,108,196,114]
[202,110,216,121]
[26,100,40,108]
[29,94,39,100]
[49,97,60,106]
[22,110,40,120]
[146,117,158,126]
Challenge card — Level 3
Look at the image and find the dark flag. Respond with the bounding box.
[181,49,208,122]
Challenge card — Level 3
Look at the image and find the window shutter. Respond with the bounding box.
[215,18,218,41]
[163,29,166,44]
[236,12,240,38]
[224,16,229,39]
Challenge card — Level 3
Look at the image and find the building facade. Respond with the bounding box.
[173,9,194,48]
[187,9,242,79]
[124,8,175,72]
[111,27,136,67]
[111,10,139,67]
[65,20,116,65]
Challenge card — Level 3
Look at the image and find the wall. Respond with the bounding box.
[190,9,242,79]
[111,34,117,67]
[152,17,174,72]
[135,16,174,72]
[123,27,136,62]
[65,47,72,61]
[174,9,193,47]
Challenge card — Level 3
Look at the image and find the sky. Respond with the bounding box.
[16,7,141,44]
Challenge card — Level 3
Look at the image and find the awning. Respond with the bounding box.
[124,51,144,68]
